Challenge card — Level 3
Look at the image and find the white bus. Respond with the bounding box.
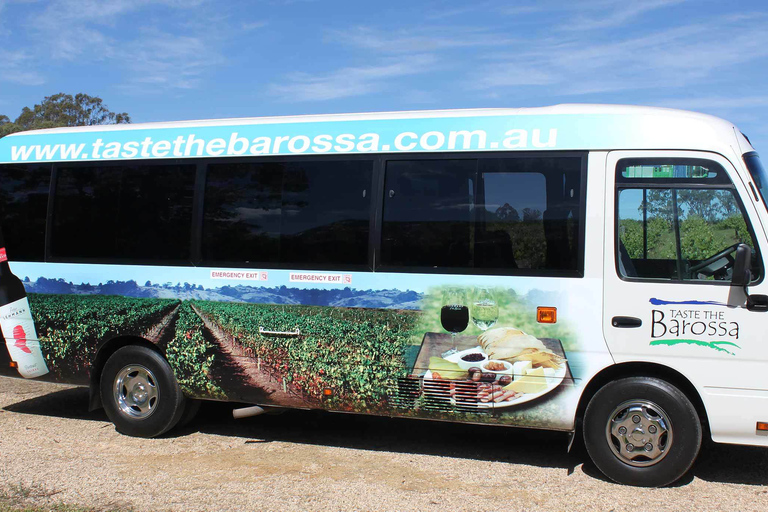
[0,104,766,487]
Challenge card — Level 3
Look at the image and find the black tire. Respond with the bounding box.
[100,345,186,438]
[176,398,202,429]
[583,377,702,487]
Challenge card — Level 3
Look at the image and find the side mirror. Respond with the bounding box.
[731,244,768,310]
[731,243,752,288]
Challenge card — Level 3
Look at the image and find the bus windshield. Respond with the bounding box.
[745,152,768,208]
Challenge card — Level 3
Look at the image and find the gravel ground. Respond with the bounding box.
[1,376,768,511]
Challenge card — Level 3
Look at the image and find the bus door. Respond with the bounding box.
[602,150,768,439]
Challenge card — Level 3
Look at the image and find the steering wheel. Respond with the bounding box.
[689,243,742,276]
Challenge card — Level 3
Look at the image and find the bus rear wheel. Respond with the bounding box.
[100,345,186,438]
[583,376,702,487]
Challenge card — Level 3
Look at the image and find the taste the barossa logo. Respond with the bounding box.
[649,298,741,355]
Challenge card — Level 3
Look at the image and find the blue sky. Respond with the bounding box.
[1,0,767,151]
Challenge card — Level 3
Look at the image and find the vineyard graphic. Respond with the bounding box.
[29,294,420,411]
[20,280,578,427]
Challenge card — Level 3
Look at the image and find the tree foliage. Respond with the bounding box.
[621,187,755,266]
[680,215,716,260]
[620,217,674,259]
[645,188,740,223]
[0,93,130,137]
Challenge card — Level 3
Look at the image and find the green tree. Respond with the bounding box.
[0,115,14,137]
[646,216,675,259]
[620,216,674,260]
[619,219,643,258]
[681,215,717,260]
[645,189,674,222]
[646,188,741,224]
[719,214,752,246]
[0,93,130,137]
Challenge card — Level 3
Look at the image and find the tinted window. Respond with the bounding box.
[380,156,583,274]
[0,164,51,261]
[51,164,196,261]
[203,163,282,264]
[202,160,372,268]
[617,159,761,281]
[380,159,476,268]
[744,152,768,208]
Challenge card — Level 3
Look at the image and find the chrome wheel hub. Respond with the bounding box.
[114,364,159,419]
[606,400,672,467]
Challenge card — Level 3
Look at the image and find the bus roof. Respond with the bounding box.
[0,104,752,164]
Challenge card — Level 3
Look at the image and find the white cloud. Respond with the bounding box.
[32,0,206,60]
[563,0,687,31]
[269,54,437,102]
[424,2,516,20]
[0,49,45,86]
[396,89,442,104]
[13,0,226,91]
[499,5,547,16]
[270,23,512,103]
[331,25,516,54]
[317,3,737,104]
[117,29,224,91]
[491,0,689,30]
[655,96,768,110]
[471,17,768,96]
[242,20,268,31]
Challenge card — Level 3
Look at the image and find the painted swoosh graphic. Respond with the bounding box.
[649,298,728,307]
[12,325,31,354]
[650,338,741,355]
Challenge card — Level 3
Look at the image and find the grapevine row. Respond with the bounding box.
[193,300,420,411]
[165,302,226,399]
[29,294,178,378]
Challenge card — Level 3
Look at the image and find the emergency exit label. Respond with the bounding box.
[210,270,267,281]
[289,272,352,284]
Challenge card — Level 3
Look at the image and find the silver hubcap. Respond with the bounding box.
[114,365,159,419]
[606,400,672,467]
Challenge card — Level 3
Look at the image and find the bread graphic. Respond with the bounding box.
[478,327,564,369]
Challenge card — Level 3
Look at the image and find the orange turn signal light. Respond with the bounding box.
[757,422,768,431]
[323,388,333,397]
[537,307,557,324]
[9,361,17,369]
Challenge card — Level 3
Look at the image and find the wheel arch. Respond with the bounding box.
[88,336,165,411]
[575,361,710,439]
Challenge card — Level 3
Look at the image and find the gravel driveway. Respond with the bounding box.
[1,376,768,511]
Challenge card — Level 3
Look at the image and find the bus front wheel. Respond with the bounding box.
[583,376,702,487]
[100,345,186,438]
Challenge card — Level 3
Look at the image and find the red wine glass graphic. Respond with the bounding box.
[440,288,468,357]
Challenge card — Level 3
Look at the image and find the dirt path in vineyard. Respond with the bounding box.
[191,304,313,408]
[141,302,181,350]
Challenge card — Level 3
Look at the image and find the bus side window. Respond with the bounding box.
[201,159,373,269]
[379,155,584,276]
[380,159,476,269]
[0,164,51,262]
[51,163,196,263]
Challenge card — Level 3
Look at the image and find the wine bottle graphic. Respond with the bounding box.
[0,243,48,378]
